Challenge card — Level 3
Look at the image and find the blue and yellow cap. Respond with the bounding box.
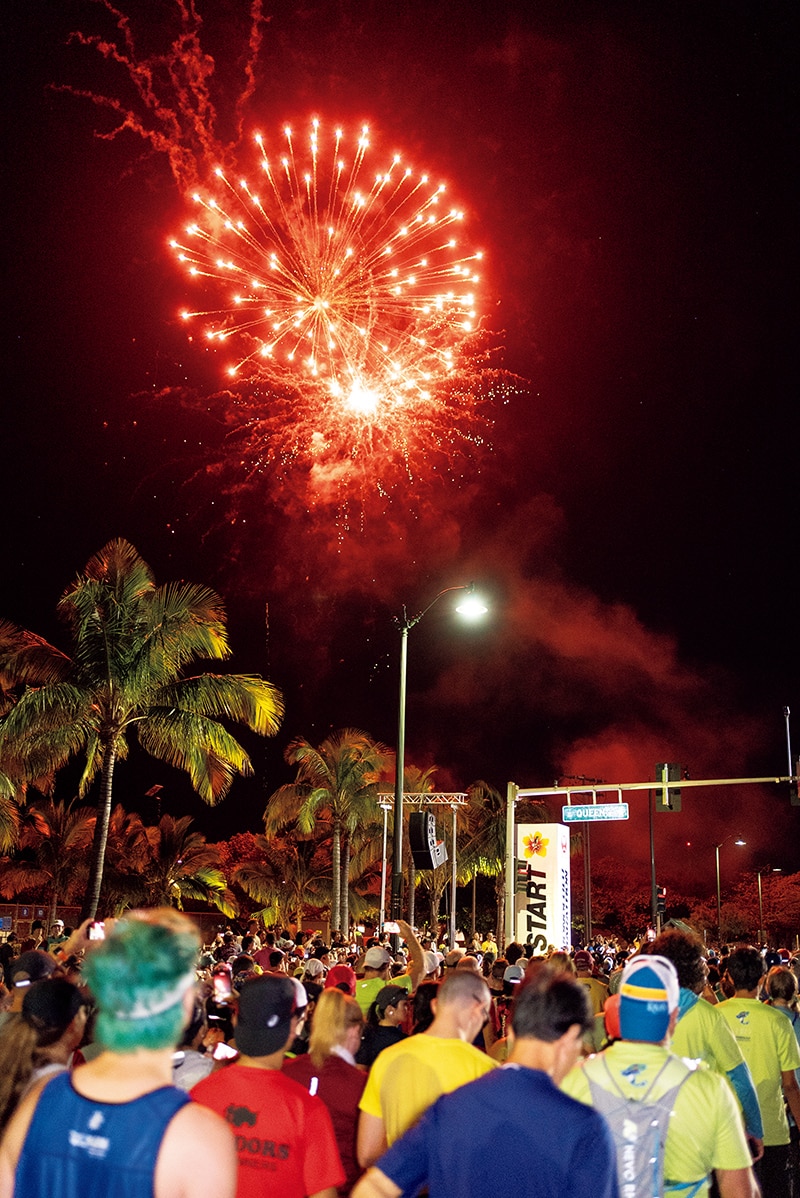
[619,955,679,1042]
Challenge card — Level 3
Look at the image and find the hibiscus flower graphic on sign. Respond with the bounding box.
[522,831,549,858]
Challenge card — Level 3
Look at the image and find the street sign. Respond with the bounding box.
[561,803,629,823]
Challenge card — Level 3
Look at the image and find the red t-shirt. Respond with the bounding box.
[282,1054,366,1195]
[191,1062,344,1198]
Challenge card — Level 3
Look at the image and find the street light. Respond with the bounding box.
[390,583,488,936]
[757,866,781,946]
[715,834,746,941]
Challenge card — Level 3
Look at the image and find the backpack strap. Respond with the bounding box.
[584,1054,706,1198]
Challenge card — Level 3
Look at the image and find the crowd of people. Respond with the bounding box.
[0,913,798,1197]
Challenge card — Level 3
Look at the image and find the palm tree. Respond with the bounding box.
[265,729,389,934]
[461,781,550,945]
[97,806,236,917]
[0,539,284,919]
[232,833,332,928]
[0,623,66,850]
[0,796,95,923]
[140,812,237,917]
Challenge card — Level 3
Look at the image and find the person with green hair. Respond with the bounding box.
[0,909,237,1198]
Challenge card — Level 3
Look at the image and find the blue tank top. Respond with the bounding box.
[15,1071,190,1198]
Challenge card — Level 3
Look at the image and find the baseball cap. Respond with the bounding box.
[364,946,391,969]
[422,950,440,975]
[324,964,356,995]
[235,975,302,1057]
[52,919,64,928]
[619,955,679,1043]
[573,950,593,970]
[374,985,410,1016]
[503,963,525,984]
[10,951,57,988]
[23,978,84,1033]
[444,948,465,968]
[303,958,325,979]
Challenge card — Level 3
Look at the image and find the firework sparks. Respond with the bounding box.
[172,121,482,402]
[62,9,516,509]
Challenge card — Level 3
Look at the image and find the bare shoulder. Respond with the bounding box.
[155,1102,237,1198]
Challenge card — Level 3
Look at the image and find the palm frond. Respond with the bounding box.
[136,712,253,804]
[0,620,72,690]
[154,674,283,736]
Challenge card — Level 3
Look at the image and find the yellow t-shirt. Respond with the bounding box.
[561,1041,751,1197]
[718,996,800,1146]
[576,974,608,1015]
[359,1033,495,1144]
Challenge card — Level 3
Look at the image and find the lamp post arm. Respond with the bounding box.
[396,584,473,632]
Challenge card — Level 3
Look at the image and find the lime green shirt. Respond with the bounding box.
[561,1041,751,1196]
[717,996,800,1146]
[354,973,412,1016]
[671,995,744,1075]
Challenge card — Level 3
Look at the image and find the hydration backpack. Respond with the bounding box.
[584,1053,705,1198]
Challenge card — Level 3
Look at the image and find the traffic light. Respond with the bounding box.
[656,886,667,916]
[655,763,682,812]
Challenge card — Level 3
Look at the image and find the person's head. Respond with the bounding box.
[503,963,525,996]
[455,954,482,974]
[22,978,87,1052]
[546,951,575,975]
[726,945,765,994]
[83,908,200,1053]
[487,956,508,993]
[370,984,410,1028]
[650,929,706,993]
[9,951,56,990]
[363,946,391,975]
[434,969,491,1040]
[51,919,64,935]
[308,988,363,1066]
[572,950,593,974]
[312,943,332,966]
[421,950,441,979]
[268,949,286,972]
[619,955,679,1043]
[765,965,797,1005]
[324,964,356,996]
[510,967,592,1079]
[505,942,524,966]
[444,948,465,970]
[303,957,325,981]
[235,974,307,1059]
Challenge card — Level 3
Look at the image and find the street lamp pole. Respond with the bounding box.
[390,585,487,934]
[757,866,781,946]
[714,834,746,942]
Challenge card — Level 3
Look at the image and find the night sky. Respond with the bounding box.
[4,1,797,897]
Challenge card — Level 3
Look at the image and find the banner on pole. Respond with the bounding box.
[515,823,571,952]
